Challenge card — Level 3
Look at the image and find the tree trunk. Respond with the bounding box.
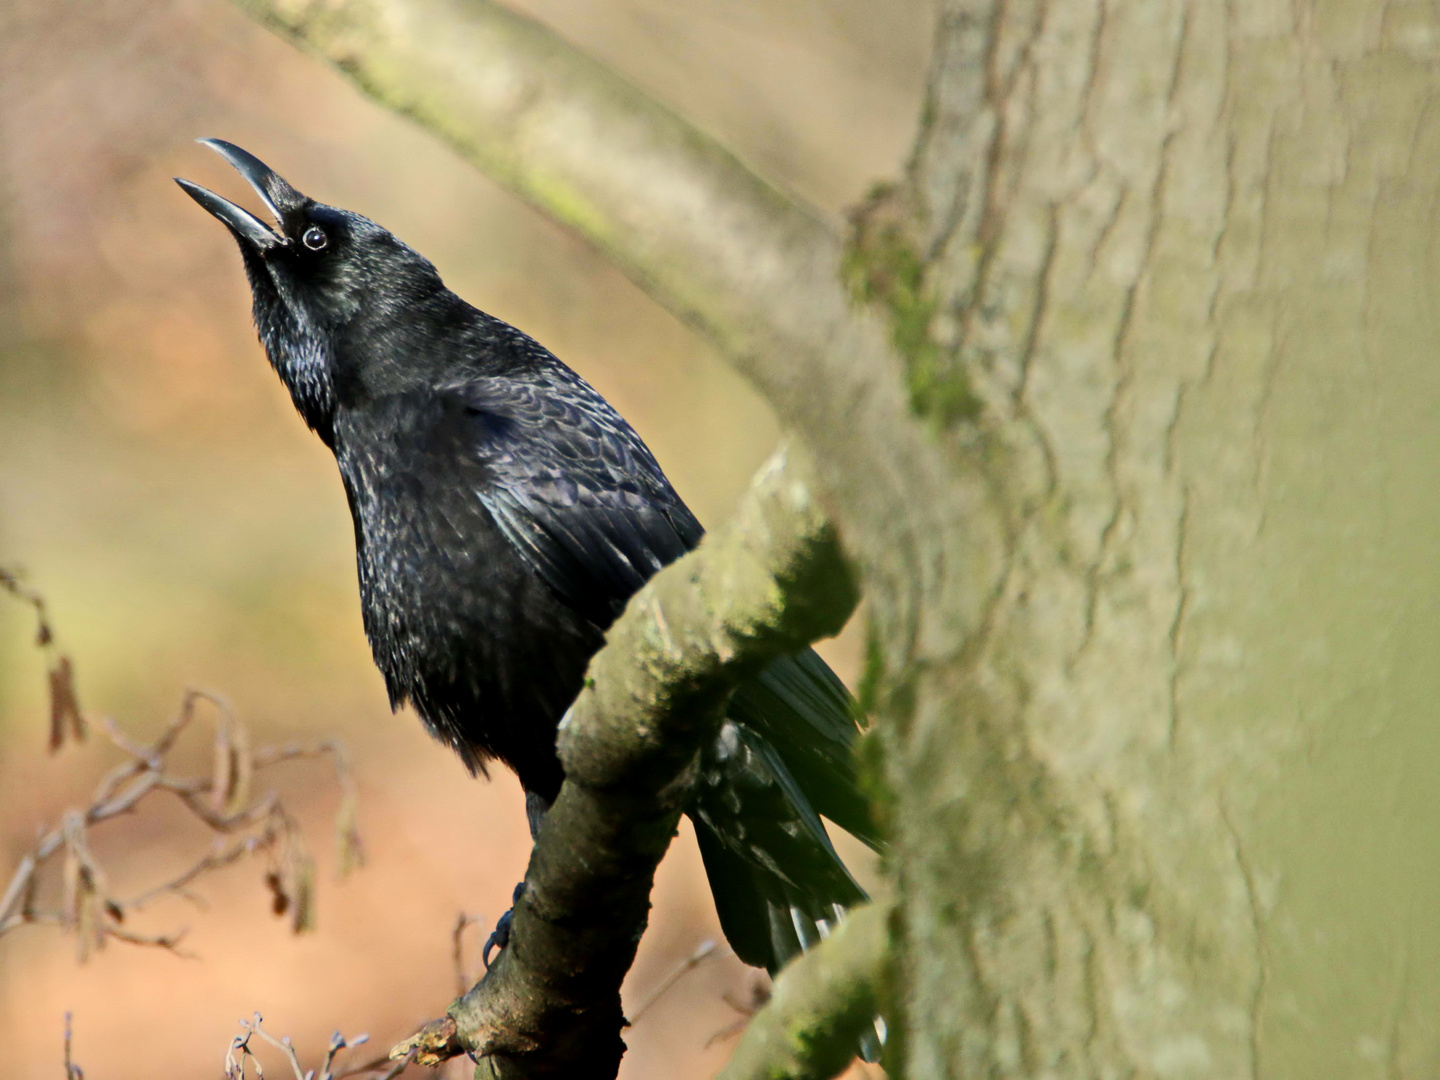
[868,1,1440,1075]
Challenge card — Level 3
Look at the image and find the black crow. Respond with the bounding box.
[177,141,880,1051]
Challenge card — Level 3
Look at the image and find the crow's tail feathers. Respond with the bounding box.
[692,816,885,1063]
[690,650,885,1063]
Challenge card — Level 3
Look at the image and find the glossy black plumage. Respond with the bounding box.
[177,143,880,1035]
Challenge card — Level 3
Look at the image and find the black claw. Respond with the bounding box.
[482,882,527,969]
[482,911,511,969]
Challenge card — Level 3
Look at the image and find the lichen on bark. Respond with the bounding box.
[842,183,981,429]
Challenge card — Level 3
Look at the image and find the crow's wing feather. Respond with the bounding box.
[454,369,879,846]
[730,653,881,850]
[454,373,702,629]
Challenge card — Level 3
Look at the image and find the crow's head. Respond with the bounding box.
[177,139,443,442]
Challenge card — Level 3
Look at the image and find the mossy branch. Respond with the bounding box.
[227,0,962,522]
[391,443,857,1079]
[716,899,891,1080]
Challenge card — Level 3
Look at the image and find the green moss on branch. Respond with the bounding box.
[715,899,891,1080]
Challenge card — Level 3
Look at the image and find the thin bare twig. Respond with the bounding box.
[367,1048,416,1080]
[334,1048,406,1079]
[226,1014,419,1080]
[63,1012,84,1080]
[1,574,363,956]
[628,939,726,1026]
[1,567,84,752]
[451,912,480,997]
[707,979,772,1049]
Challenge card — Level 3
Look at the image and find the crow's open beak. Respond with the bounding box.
[175,139,304,253]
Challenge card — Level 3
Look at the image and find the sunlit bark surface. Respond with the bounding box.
[882,2,1440,1075]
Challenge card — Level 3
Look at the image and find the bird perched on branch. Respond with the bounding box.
[178,140,881,1057]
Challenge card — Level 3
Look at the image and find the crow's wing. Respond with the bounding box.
[453,373,702,629]
[454,369,879,845]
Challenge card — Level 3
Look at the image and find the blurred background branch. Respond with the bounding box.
[232,0,873,385]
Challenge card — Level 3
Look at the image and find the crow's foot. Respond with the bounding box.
[483,882,526,969]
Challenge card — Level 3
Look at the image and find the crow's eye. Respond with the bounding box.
[301,225,328,251]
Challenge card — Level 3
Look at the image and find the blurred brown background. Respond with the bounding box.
[0,1,930,1075]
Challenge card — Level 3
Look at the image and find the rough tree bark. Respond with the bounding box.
[886,4,1440,1076]
[239,0,1440,1077]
